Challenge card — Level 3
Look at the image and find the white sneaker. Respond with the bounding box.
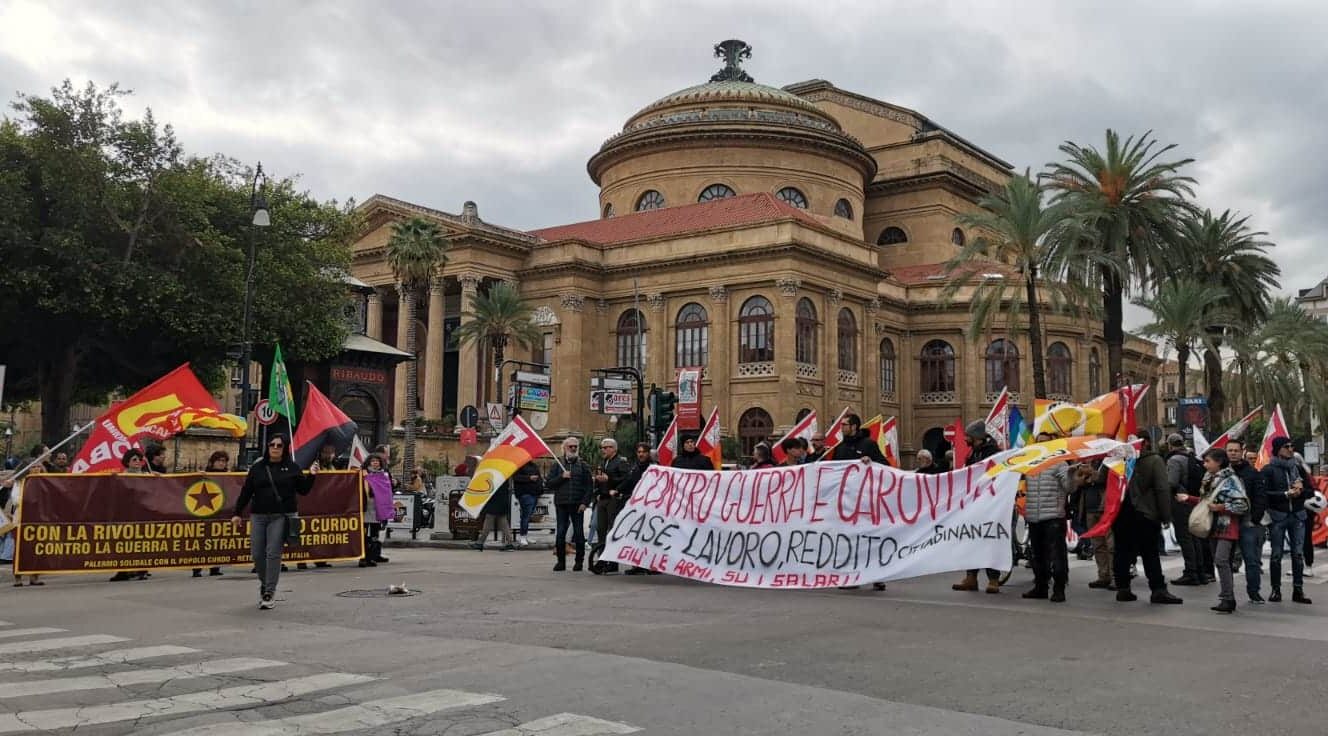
[259,593,275,610]
[1306,566,1316,577]
[518,535,529,547]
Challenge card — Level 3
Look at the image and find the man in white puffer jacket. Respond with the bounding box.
[1022,433,1075,603]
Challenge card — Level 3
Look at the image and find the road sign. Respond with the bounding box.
[486,402,506,429]
[592,391,633,415]
[513,371,551,386]
[591,377,633,391]
[943,425,956,442]
[517,386,550,412]
[459,428,478,446]
[527,411,549,431]
[254,399,278,426]
[459,405,479,429]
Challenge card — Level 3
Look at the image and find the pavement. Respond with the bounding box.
[2,546,1325,735]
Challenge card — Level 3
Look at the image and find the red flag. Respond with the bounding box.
[950,418,969,469]
[71,364,218,473]
[772,410,817,464]
[292,382,358,468]
[1256,404,1289,470]
[821,407,851,455]
[879,416,899,467]
[696,407,722,470]
[656,417,679,466]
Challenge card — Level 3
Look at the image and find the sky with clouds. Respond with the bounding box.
[2,0,1325,327]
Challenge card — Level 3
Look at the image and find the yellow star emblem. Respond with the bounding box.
[184,480,226,518]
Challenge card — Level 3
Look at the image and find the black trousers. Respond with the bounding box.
[1113,505,1167,592]
[1171,499,1212,579]
[1028,518,1068,591]
[555,504,586,562]
[1305,513,1316,567]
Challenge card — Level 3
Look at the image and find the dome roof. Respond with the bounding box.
[623,79,839,132]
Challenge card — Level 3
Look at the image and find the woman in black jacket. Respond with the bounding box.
[230,435,315,610]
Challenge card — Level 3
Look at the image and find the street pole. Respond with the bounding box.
[235,163,270,469]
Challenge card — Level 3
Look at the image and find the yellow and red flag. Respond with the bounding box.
[696,407,722,470]
[461,415,556,516]
[72,364,220,473]
[136,407,248,439]
[1032,384,1149,440]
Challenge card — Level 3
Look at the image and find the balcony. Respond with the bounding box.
[736,361,775,378]
[837,370,860,386]
[796,362,819,379]
[920,390,958,405]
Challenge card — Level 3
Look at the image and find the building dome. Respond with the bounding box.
[588,41,875,229]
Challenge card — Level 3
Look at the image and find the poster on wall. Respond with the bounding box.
[677,367,702,430]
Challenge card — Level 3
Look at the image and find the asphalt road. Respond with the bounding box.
[2,547,1323,735]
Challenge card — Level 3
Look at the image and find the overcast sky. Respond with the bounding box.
[3,0,1325,329]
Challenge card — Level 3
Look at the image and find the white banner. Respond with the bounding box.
[603,460,1019,588]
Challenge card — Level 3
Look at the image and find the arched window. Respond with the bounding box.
[738,407,774,459]
[985,339,1020,394]
[837,308,858,372]
[920,340,956,395]
[795,407,813,423]
[635,190,665,211]
[675,302,709,369]
[776,187,808,209]
[879,337,897,397]
[698,183,736,202]
[615,309,646,373]
[738,296,774,363]
[834,199,853,219]
[1089,348,1102,396]
[602,203,614,219]
[951,228,965,246]
[1047,342,1073,397]
[795,298,818,364]
[877,227,908,245]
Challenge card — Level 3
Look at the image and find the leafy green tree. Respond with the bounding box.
[1229,298,1328,436]
[385,216,450,477]
[1045,130,1196,389]
[452,280,542,387]
[1133,280,1229,399]
[943,171,1099,399]
[0,81,356,444]
[1176,209,1280,423]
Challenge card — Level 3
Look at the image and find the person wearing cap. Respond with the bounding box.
[672,434,714,471]
[952,420,1005,594]
[1112,432,1183,605]
[1261,436,1313,603]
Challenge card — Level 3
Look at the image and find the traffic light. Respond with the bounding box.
[654,390,677,433]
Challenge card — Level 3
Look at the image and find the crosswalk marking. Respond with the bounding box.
[158,689,506,735]
[0,634,129,656]
[0,645,201,673]
[0,672,377,733]
[0,657,288,699]
[475,713,642,736]
[0,627,66,640]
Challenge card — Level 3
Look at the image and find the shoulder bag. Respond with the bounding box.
[1187,485,1215,539]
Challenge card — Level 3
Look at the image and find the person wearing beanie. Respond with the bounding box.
[952,421,1006,594]
[1261,436,1313,603]
[671,434,714,471]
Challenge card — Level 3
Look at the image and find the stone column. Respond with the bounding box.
[776,278,801,422]
[647,292,667,387]
[366,289,383,341]
[708,286,730,427]
[825,288,842,416]
[864,299,881,417]
[393,284,410,428]
[558,293,587,435]
[456,273,482,413]
[424,277,446,420]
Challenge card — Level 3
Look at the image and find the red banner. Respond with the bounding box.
[677,368,702,431]
[13,471,363,574]
[72,364,220,473]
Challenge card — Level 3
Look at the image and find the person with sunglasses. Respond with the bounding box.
[230,435,315,610]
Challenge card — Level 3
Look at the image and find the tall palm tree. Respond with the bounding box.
[452,281,542,417]
[1045,130,1196,389]
[1132,279,1230,399]
[943,171,1101,398]
[386,216,449,477]
[1176,209,1280,423]
[1233,298,1328,435]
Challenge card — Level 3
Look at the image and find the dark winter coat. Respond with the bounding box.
[233,458,314,516]
[966,438,1001,467]
[512,462,544,497]
[617,458,654,500]
[1262,457,1311,513]
[481,479,512,517]
[546,458,594,507]
[672,448,715,471]
[1124,450,1171,525]
[830,431,889,465]
[596,454,632,501]
[1231,459,1265,521]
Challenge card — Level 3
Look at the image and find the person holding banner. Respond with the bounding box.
[779,437,806,466]
[619,443,657,576]
[671,435,714,471]
[110,449,152,583]
[807,433,828,462]
[953,421,1005,594]
[2,472,41,587]
[592,439,631,569]
[231,434,316,610]
[547,437,593,572]
[192,451,231,578]
[828,415,888,465]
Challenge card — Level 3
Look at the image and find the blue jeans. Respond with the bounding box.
[1269,509,1306,590]
[517,494,537,536]
[250,513,287,597]
[1239,525,1264,597]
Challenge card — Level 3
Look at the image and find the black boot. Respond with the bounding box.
[573,558,584,572]
[1116,587,1138,602]
[1022,587,1049,599]
[371,540,389,564]
[553,557,566,572]
[1293,588,1313,604]
[1211,599,1236,614]
[1150,589,1183,605]
[1049,587,1066,603]
[1269,587,1283,602]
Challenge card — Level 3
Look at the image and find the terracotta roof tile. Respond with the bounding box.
[529,192,826,245]
[890,260,1014,285]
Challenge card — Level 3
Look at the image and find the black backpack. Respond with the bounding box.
[1183,453,1205,493]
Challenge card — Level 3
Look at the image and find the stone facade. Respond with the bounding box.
[348,44,1160,464]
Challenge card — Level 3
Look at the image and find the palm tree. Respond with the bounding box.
[1133,279,1230,399]
[943,171,1100,398]
[1045,130,1196,389]
[452,281,542,415]
[1176,209,1280,424]
[1233,298,1328,434]
[386,216,450,477]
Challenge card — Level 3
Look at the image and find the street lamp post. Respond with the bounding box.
[235,163,271,469]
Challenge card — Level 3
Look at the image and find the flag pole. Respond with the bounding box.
[9,422,95,479]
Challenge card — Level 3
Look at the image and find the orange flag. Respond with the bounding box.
[696,407,722,470]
